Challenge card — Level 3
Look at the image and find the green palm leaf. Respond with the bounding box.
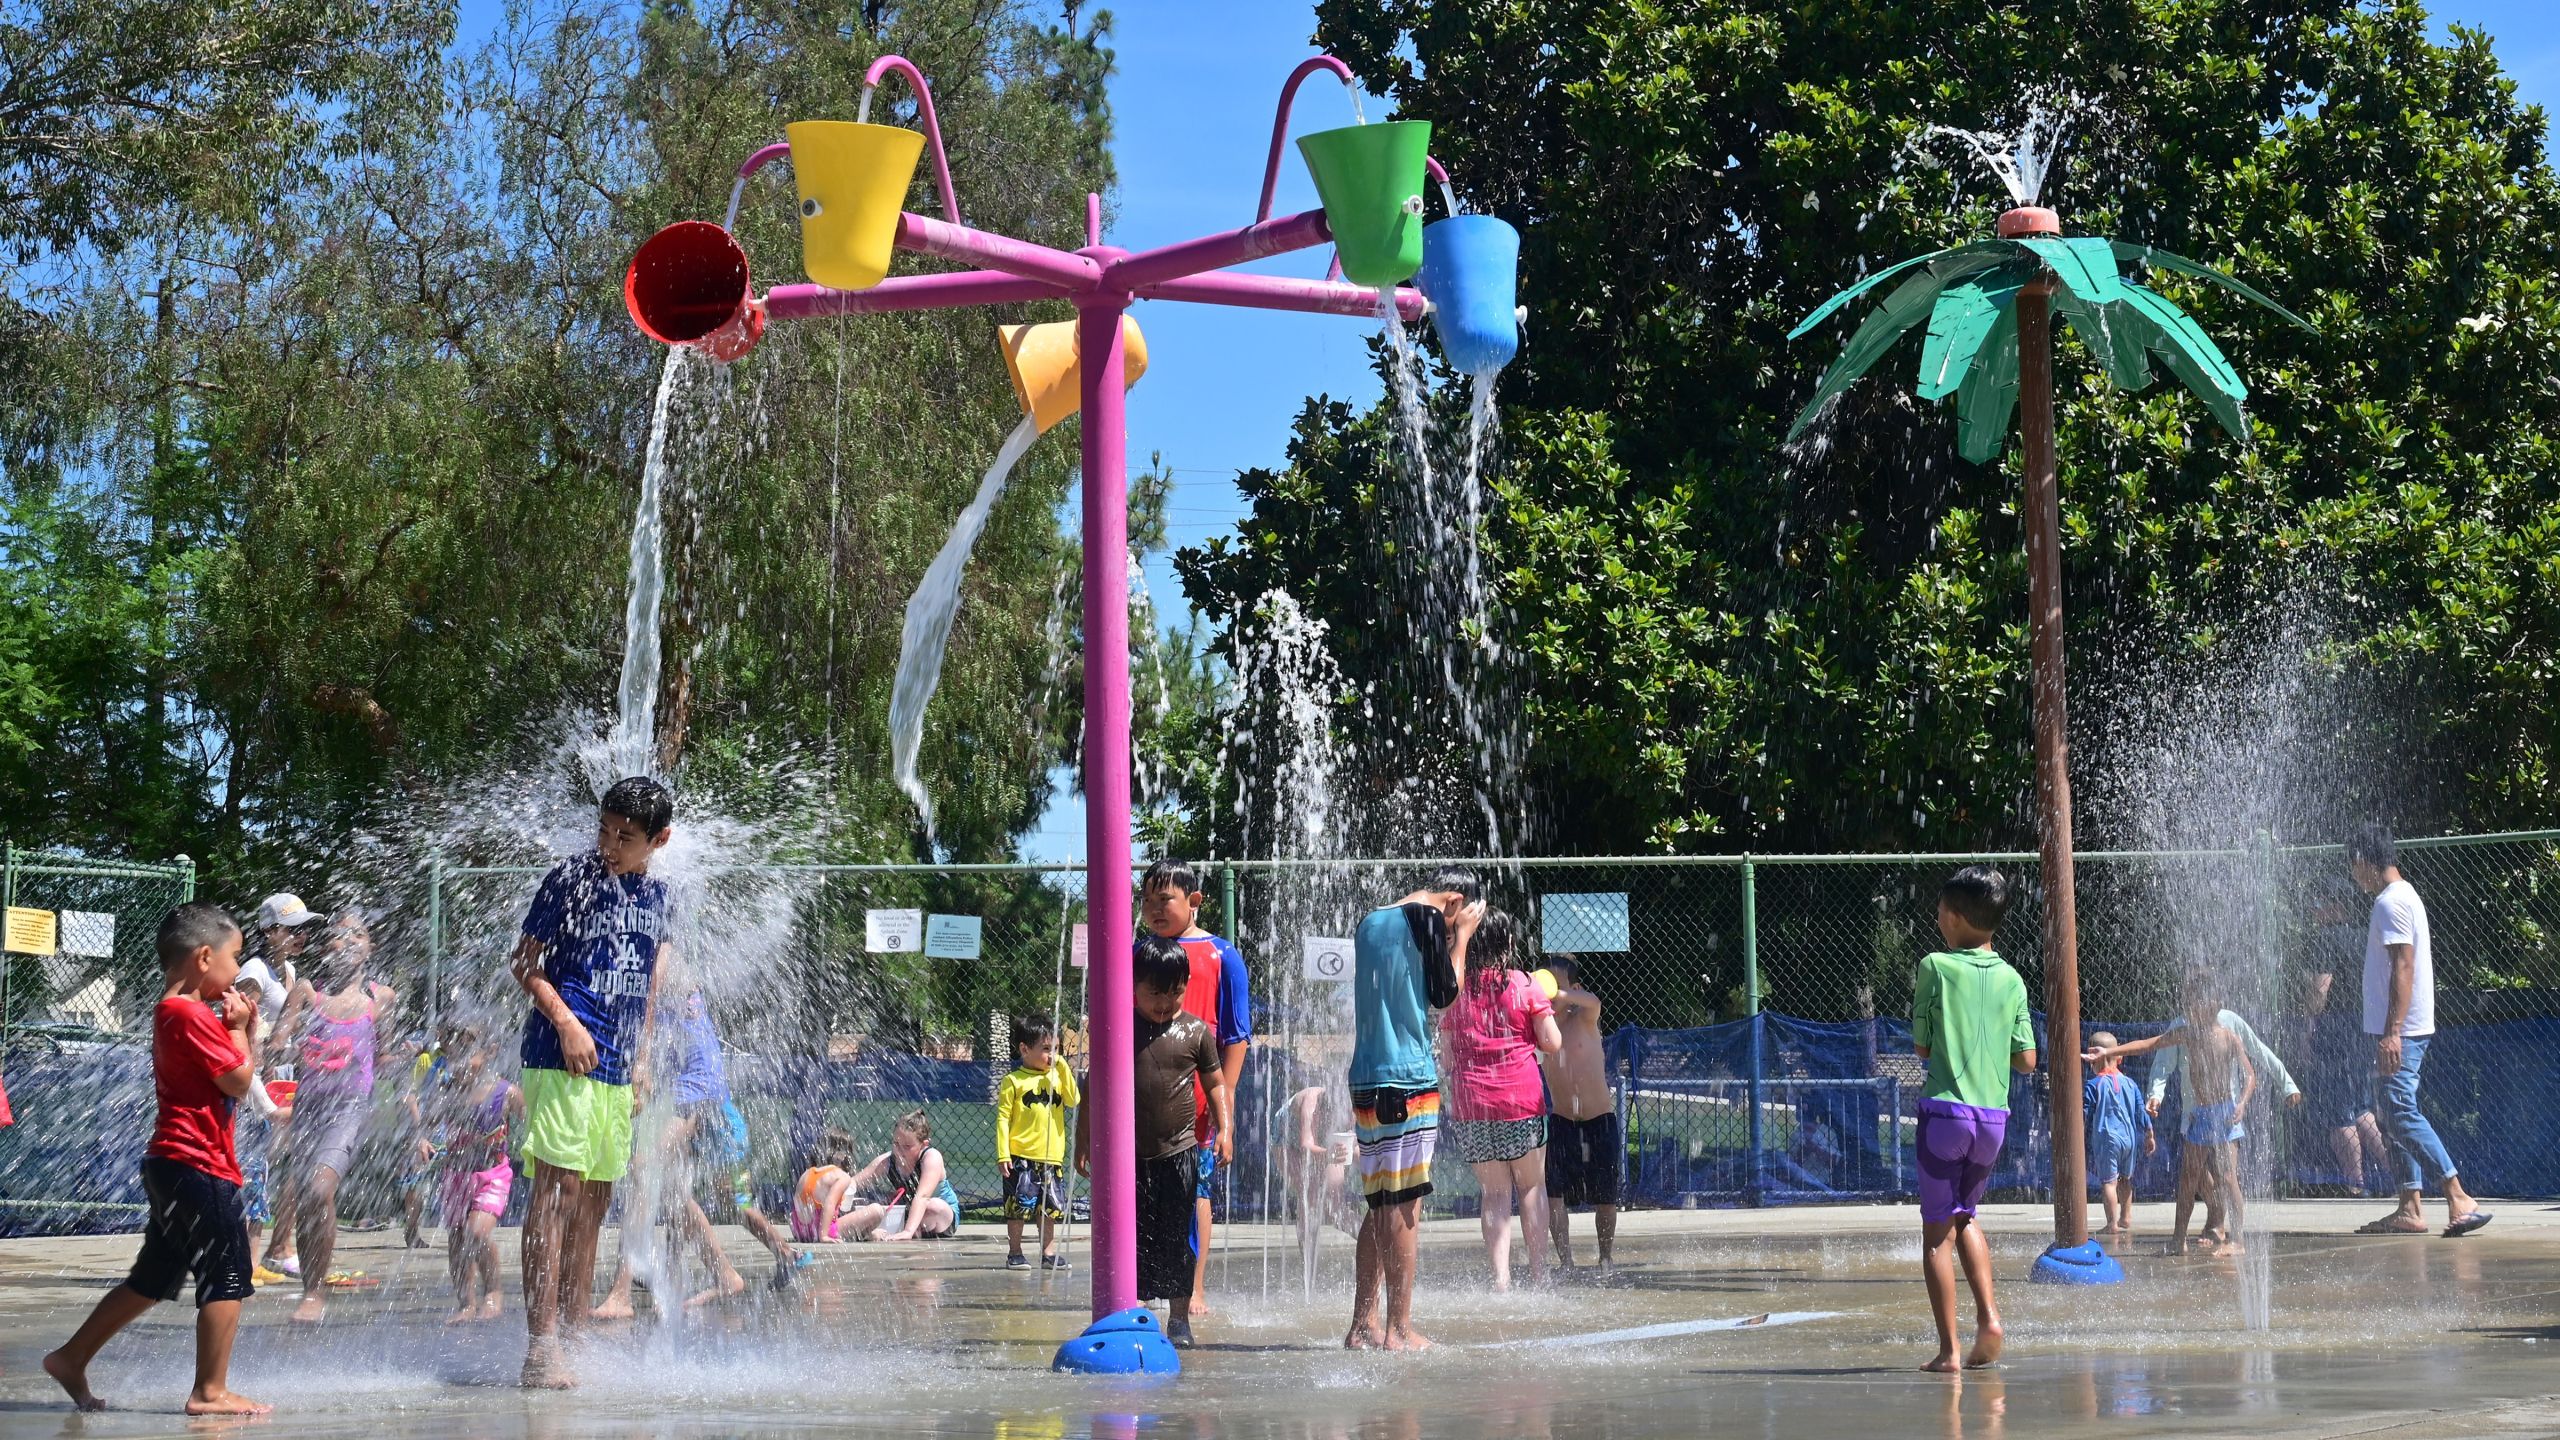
[2111,242,2316,332]
[1917,272,2027,400]
[1955,304,2021,463]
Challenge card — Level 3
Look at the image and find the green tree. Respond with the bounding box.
[1179,0,2560,856]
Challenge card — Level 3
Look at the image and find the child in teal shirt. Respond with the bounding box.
[1908,866,2036,1374]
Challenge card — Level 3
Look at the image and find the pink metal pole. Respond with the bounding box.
[1077,294,1138,1321]
[763,270,1066,320]
[1134,271,1426,322]
[1105,209,1333,292]
[1256,55,1359,221]
[863,55,964,226]
[895,211,1101,290]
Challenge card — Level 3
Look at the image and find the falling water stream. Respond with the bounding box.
[889,414,1045,843]
[600,348,694,791]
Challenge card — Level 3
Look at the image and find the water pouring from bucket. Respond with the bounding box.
[1418,212,1521,376]
[888,317,1150,840]
[624,221,766,363]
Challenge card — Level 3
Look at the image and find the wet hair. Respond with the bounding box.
[1939,866,2011,933]
[156,903,240,971]
[1013,1012,1056,1050]
[1134,933,1190,994]
[1543,954,1582,988]
[601,775,675,837]
[893,1108,933,1144]
[817,1126,861,1169]
[2346,824,2397,870]
[1467,908,1523,998]
[2090,1030,2118,1050]
[2182,972,2223,1015]
[1425,867,1482,903]
[1142,859,1203,896]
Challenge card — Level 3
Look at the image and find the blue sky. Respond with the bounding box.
[454,2,2560,861]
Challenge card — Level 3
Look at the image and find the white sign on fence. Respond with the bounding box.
[1069,923,1089,969]
[1542,892,1631,953]
[1302,935,1354,984]
[924,914,983,960]
[864,908,923,954]
[57,910,116,959]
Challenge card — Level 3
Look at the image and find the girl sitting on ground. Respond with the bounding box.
[842,1109,962,1241]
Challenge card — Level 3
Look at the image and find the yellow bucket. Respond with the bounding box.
[786,120,927,292]
[999,318,1149,434]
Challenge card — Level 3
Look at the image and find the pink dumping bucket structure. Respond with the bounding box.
[621,52,1519,1365]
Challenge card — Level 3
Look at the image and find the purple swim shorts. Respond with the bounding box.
[1915,1098,2009,1225]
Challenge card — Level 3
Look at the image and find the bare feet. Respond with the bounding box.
[2211,1240,2246,1258]
[289,1293,327,1325]
[1966,1318,2004,1369]
[1344,1323,1385,1350]
[1922,1349,1960,1374]
[1187,1294,1213,1318]
[520,1342,577,1390]
[588,1296,636,1322]
[477,1295,505,1321]
[443,1306,480,1327]
[1383,1326,1433,1352]
[684,1274,749,1309]
[185,1386,272,1416]
[42,1349,103,1411]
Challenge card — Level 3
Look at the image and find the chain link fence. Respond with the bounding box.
[0,845,197,1234]
[404,829,2560,1225]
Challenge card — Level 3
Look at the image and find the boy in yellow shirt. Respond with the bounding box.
[996,1013,1080,1272]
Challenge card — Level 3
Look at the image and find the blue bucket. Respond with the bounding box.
[1417,214,1521,375]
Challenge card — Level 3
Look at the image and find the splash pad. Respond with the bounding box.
[624,53,1521,1363]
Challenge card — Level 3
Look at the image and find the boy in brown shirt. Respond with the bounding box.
[1079,934,1230,1348]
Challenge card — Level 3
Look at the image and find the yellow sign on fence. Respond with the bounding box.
[4,906,58,956]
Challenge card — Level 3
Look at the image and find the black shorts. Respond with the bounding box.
[127,1157,255,1308]
[1544,1112,1621,1208]
[1135,1151,1200,1302]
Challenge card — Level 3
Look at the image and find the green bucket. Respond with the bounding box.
[1297,120,1433,288]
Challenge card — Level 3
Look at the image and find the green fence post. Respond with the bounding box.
[1219,863,1237,938]
[1742,854,1763,1207]
[176,852,196,903]
[2,840,12,1043]
[426,857,444,1031]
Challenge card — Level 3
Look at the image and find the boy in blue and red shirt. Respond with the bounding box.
[1138,859,1252,1317]
[510,775,675,1388]
[45,904,268,1416]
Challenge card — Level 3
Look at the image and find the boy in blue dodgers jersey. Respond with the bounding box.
[510,776,675,1389]
[2081,1033,2154,1236]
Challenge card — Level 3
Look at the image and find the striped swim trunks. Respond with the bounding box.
[1352,1087,1441,1209]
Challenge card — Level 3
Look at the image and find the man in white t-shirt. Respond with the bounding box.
[2348,827,2490,1237]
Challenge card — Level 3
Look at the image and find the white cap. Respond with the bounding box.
[255,893,324,930]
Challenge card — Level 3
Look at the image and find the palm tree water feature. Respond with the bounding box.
[1786,118,2312,1286]
[622,50,1521,1370]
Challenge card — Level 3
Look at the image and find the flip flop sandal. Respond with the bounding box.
[323,1270,381,1289]
[2444,1211,2494,1238]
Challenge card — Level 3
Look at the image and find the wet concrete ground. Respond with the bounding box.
[0,1201,2553,1437]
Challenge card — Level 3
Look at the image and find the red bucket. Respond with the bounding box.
[624,220,767,362]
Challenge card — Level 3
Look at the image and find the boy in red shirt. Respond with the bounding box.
[45,903,267,1416]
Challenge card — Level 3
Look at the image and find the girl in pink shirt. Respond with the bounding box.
[1438,909,1562,1290]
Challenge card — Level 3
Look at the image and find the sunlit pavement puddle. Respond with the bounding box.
[0,1201,2554,1437]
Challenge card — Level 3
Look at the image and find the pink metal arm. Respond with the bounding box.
[1256,56,1358,222]
[1106,209,1332,292]
[896,212,1100,290]
[1136,272,1425,322]
[738,142,792,179]
[865,54,964,227]
[764,270,1066,320]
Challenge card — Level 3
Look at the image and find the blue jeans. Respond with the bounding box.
[2372,1033,2460,1193]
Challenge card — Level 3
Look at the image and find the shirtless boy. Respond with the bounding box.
[1539,956,1619,1274]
